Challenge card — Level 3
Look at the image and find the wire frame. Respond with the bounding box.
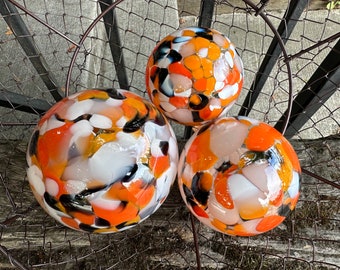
[0,0,339,269]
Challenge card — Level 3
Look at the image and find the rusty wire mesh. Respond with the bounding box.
[0,0,339,269]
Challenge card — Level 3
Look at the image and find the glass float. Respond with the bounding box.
[178,116,301,236]
[27,89,179,233]
[146,26,244,126]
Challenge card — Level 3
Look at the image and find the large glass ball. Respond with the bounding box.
[27,89,179,233]
[178,116,301,236]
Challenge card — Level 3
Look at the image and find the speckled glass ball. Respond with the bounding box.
[146,26,244,126]
[26,89,179,233]
[178,116,301,236]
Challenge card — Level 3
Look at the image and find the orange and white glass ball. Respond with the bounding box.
[178,116,301,236]
[146,26,244,126]
[26,89,179,233]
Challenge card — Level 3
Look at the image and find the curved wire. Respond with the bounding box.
[65,0,126,96]
[242,0,294,135]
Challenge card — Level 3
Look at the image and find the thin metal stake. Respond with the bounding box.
[190,213,202,270]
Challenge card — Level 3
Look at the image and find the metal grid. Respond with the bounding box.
[0,0,339,269]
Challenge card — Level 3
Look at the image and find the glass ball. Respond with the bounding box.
[146,26,244,126]
[178,116,301,236]
[27,89,179,233]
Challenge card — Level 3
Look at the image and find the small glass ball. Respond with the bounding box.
[146,26,244,126]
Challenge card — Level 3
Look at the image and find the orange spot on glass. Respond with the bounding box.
[184,54,201,71]
[168,62,193,78]
[186,129,218,172]
[149,155,170,178]
[207,42,221,61]
[169,96,188,108]
[192,36,211,52]
[245,123,282,152]
[193,78,207,92]
[256,215,285,232]
[214,172,234,210]
[77,89,109,101]
[192,204,209,218]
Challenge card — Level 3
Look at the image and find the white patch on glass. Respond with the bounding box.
[288,171,300,198]
[89,141,137,184]
[45,178,59,197]
[218,84,238,99]
[40,115,65,135]
[27,165,45,196]
[66,99,94,120]
[224,51,234,68]
[89,114,112,129]
[198,47,208,58]
[214,81,225,91]
[213,57,229,82]
[264,166,282,201]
